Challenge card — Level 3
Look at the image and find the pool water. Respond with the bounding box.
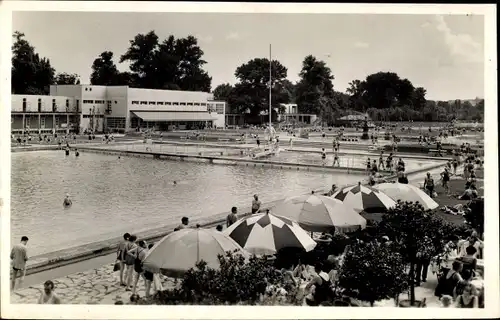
[11,151,364,256]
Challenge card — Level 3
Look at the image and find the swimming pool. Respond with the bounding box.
[11,151,364,256]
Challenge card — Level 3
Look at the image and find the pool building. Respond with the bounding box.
[11,85,227,134]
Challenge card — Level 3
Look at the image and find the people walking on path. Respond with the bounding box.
[129,240,150,296]
[11,236,29,290]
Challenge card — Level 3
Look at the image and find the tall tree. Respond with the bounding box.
[11,31,55,94]
[230,58,289,117]
[295,55,336,122]
[90,51,128,86]
[119,31,212,91]
[55,72,80,85]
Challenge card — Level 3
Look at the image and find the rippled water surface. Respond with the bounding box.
[11,151,364,256]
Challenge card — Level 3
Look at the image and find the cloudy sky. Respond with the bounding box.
[13,11,484,100]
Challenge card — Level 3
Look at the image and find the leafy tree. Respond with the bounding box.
[119,31,211,91]
[378,201,451,306]
[90,51,130,86]
[338,242,410,306]
[213,83,234,111]
[55,72,80,85]
[412,87,427,111]
[295,55,335,117]
[230,58,289,118]
[11,31,55,94]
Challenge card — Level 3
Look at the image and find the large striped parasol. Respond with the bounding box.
[373,182,439,210]
[142,228,248,277]
[271,194,366,233]
[331,182,396,213]
[223,211,317,256]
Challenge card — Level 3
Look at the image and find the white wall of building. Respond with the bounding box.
[12,95,77,112]
[16,85,226,132]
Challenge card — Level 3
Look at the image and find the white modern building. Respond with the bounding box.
[11,85,226,133]
[278,103,317,125]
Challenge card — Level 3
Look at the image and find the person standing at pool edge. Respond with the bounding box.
[227,207,238,228]
[11,236,29,290]
[252,195,261,214]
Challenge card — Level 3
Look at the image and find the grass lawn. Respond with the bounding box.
[362,168,484,226]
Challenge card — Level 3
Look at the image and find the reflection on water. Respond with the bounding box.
[11,151,362,256]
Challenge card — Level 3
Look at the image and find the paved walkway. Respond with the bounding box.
[10,263,178,305]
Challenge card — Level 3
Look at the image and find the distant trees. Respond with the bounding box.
[55,72,80,85]
[12,32,56,94]
[227,58,290,121]
[117,31,212,92]
[90,51,129,86]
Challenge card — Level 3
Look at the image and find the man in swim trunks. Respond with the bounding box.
[321,148,327,166]
[252,195,261,214]
[227,207,238,227]
[378,152,385,170]
[11,236,29,290]
[332,148,340,167]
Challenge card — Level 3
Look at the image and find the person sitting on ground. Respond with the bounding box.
[457,185,478,200]
[368,172,376,186]
[226,207,238,228]
[38,280,61,304]
[458,232,483,259]
[454,269,479,308]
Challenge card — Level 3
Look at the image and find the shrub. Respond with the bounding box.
[337,241,410,306]
[149,251,302,305]
[378,201,450,305]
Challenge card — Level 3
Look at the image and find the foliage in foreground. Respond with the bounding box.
[337,241,410,306]
[146,251,302,305]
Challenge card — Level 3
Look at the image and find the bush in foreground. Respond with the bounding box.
[145,251,303,305]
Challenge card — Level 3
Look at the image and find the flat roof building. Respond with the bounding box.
[11,85,226,133]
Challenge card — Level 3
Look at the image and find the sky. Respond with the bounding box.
[12,11,485,101]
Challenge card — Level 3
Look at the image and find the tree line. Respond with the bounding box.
[12,31,483,123]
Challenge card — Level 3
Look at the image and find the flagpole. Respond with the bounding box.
[269,44,272,129]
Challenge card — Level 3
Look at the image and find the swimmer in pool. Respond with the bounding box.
[63,194,72,208]
[173,181,177,185]
[75,149,79,157]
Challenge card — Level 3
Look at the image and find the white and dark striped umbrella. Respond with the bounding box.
[142,228,248,277]
[331,182,396,213]
[223,212,317,256]
[373,183,439,210]
[271,194,366,233]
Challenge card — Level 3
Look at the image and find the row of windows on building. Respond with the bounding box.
[82,100,117,104]
[21,98,79,112]
[130,100,224,108]
[22,115,65,128]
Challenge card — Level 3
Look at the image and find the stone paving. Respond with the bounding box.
[10,263,178,305]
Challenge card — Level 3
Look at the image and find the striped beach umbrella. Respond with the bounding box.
[223,211,317,256]
[271,194,366,233]
[142,228,248,277]
[331,182,396,213]
[373,183,439,210]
